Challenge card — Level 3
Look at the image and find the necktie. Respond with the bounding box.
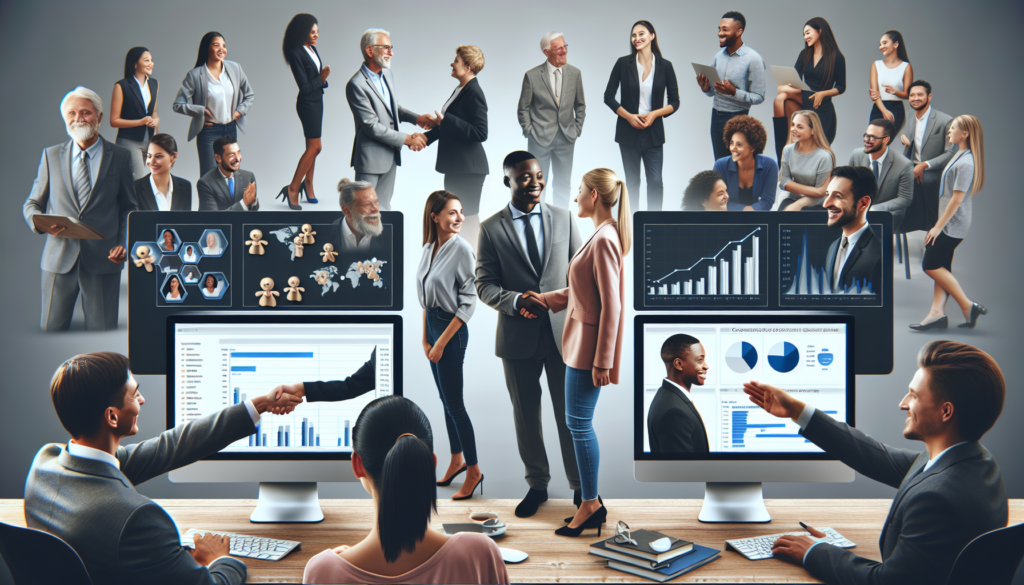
[873,160,880,181]
[554,69,561,106]
[73,150,91,207]
[228,176,235,199]
[520,215,543,275]
[832,236,849,291]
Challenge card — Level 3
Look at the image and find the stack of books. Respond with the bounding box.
[589,529,721,582]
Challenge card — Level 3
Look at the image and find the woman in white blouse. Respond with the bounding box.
[133,134,192,211]
[165,276,183,302]
[111,47,159,180]
[868,30,913,134]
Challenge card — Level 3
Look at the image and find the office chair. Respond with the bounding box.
[946,522,1024,585]
[0,521,92,585]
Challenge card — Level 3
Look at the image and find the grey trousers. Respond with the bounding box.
[500,319,580,491]
[356,161,398,211]
[115,137,149,181]
[41,261,121,331]
[528,129,576,210]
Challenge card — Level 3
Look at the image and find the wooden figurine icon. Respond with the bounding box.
[284,276,305,302]
[246,229,268,255]
[256,277,279,307]
[357,260,384,282]
[321,242,337,263]
[133,245,156,272]
[293,235,305,258]
[301,224,317,245]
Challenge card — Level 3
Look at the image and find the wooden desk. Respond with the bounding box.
[3,498,1022,583]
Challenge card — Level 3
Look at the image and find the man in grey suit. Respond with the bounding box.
[197,135,258,211]
[517,32,586,209]
[346,28,435,210]
[23,87,136,331]
[744,340,1007,585]
[849,119,913,230]
[898,80,957,230]
[477,151,582,518]
[25,352,302,585]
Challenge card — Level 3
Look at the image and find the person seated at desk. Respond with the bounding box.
[24,352,302,585]
[712,115,777,210]
[743,340,1007,585]
[681,170,728,211]
[302,396,509,584]
[849,118,913,231]
[647,334,709,453]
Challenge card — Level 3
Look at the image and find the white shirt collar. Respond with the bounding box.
[545,60,561,75]
[923,441,968,472]
[67,440,120,470]
[341,214,371,249]
[844,221,871,249]
[508,202,542,219]
[869,143,889,162]
[72,137,102,160]
[664,378,692,400]
[916,105,931,122]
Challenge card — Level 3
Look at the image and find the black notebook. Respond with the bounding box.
[595,529,693,562]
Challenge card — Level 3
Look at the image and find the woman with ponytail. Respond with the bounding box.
[521,168,630,537]
[303,396,508,584]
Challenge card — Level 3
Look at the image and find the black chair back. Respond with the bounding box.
[0,521,92,585]
[946,522,1024,585]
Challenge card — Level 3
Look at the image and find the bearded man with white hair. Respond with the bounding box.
[330,178,386,255]
[23,86,136,331]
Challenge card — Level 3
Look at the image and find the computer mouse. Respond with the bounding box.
[499,548,528,564]
[650,537,672,552]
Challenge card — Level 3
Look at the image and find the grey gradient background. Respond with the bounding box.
[1,0,1022,511]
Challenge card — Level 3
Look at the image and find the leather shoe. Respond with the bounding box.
[565,495,603,523]
[515,488,548,518]
[957,303,988,329]
[909,316,948,331]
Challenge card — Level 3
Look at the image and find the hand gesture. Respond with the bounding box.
[626,112,645,129]
[405,133,427,151]
[433,110,444,126]
[713,79,736,96]
[882,83,897,95]
[742,381,805,420]
[900,134,911,147]
[924,226,942,246]
[321,64,332,82]
[190,533,230,567]
[108,246,127,263]
[808,92,825,109]
[242,181,257,206]
[416,113,437,129]
[427,340,445,363]
[636,113,653,129]
[913,162,927,183]
[881,107,895,122]
[203,108,214,126]
[232,110,242,122]
[518,293,549,319]
[141,116,154,127]
[696,74,711,92]
[869,88,881,102]
[268,383,306,414]
[592,367,611,387]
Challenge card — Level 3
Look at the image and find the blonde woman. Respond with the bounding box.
[912,115,987,331]
[777,110,835,210]
[522,168,630,537]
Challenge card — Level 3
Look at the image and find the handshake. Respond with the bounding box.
[518,290,549,319]
[405,111,444,151]
[250,383,307,415]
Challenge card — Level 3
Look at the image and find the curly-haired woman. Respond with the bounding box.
[712,115,777,210]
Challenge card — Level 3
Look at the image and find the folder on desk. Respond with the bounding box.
[604,544,721,582]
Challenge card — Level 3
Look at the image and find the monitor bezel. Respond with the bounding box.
[634,312,854,461]
[166,311,403,461]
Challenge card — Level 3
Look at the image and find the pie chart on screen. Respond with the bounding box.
[726,341,758,373]
[768,342,800,373]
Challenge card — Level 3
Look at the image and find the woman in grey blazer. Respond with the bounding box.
[173,31,255,179]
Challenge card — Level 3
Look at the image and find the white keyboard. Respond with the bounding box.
[726,527,855,560]
[180,529,301,561]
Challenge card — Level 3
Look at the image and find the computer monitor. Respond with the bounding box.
[167,312,402,523]
[635,313,855,522]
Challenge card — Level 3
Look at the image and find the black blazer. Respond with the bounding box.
[115,76,158,142]
[287,46,327,101]
[825,225,882,292]
[801,410,1007,585]
[425,77,489,175]
[603,53,680,147]
[303,348,375,402]
[646,380,709,453]
[133,174,193,211]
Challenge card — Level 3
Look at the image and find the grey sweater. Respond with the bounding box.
[779,143,834,208]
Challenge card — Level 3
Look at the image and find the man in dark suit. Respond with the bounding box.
[898,80,957,230]
[329,178,386,254]
[647,334,710,453]
[744,340,1007,585]
[23,87,136,331]
[476,151,582,518]
[197,136,258,211]
[24,352,302,585]
[849,119,913,231]
[823,166,882,295]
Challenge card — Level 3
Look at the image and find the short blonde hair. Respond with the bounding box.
[455,45,485,74]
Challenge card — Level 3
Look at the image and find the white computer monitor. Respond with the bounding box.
[634,313,855,522]
[167,312,402,522]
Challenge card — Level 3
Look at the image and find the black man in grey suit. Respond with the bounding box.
[196,135,258,211]
[647,334,710,453]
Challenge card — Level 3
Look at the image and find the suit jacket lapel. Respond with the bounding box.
[382,70,399,122]
[628,56,640,99]
[537,62,558,107]
[360,69,392,118]
[128,78,146,112]
[878,150,894,186]
[879,453,928,545]
[825,240,839,286]
[499,207,536,277]
[661,381,710,450]
[80,139,113,212]
[838,228,872,286]
[60,141,77,210]
[540,203,553,272]
[215,172,232,206]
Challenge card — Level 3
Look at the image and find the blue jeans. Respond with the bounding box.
[425,308,478,466]
[711,108,747,162]
[565,365,601,501]
[196,122,237,179]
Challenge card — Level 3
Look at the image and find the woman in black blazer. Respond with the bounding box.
[134,134,192,211]
[278,13,331,210]
[425,45,489,248]
[604,20,679,212]
[111,47,159,181]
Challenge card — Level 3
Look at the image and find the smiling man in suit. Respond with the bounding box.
[647,334,710,453]
[744,340,1007,585]
[849,119,913,231]
[476,150,582,517]
[898,80,957,231]
[517,32,586,209]
[823,166,882,295]
[196,135,257,211]
[23,87,136,331]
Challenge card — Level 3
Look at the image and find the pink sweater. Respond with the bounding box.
[303,532,510,584]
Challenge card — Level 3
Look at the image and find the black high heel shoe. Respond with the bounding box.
[301,182,318,204]
[957,303,988,329]
[566,495,603,523]
[277,186,302,210]
[909,316,948,332]
[436,464,467,487]
[555,505,607,537]
[452,474,483,500]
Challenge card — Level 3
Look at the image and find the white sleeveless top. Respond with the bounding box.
[874,60,909,101]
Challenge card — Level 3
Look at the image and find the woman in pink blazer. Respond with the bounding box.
[522,168,631,537]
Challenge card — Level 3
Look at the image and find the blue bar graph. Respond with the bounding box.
[344,420,351,447]
[231,366,256,372]
[262,433,266,446]
[337,438,341,446]
[756,434,804,438]
[277,428,283,447]
[285,426,290,447]
[731,410,787,447]
[230,352,314,358]
[316,436,320,447]
[301,418,308,447]
[233,388,239,404]
[308,427,314,447]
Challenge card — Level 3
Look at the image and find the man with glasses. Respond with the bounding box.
[345,28,435,210]
[516,32,586,208]
[849,119,913,230]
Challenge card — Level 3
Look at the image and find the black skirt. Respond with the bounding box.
[922,231,962,271]
[296,98,323,139]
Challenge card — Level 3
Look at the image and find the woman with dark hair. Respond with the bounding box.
[604,20,680,212]
[110,47,159,179]
[773,17,845,160]
[173,31,256,179]
[302,396,508,584]
[712,115,778,210]
[682,170,729,211]
[868,30,912,134]
[165,276,182,301]
[278,13,331,210]
[416,190,485,500]
[133,134,192,211]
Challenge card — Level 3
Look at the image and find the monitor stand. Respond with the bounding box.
[698,482,771,523]
[250,482,325,523]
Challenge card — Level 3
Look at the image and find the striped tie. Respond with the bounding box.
[73,150,91,207]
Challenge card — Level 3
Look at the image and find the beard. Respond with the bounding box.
[827,206,856,228]
[352,212,384,238]
[373,53,391,70]
[66,120,99,143]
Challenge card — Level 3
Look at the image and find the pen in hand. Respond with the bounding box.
[799,521,828,539]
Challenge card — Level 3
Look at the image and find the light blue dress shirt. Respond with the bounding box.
[508,202,544,309]
[702,44,766,112]
[362,64,392,114]
[72,138,104,191]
